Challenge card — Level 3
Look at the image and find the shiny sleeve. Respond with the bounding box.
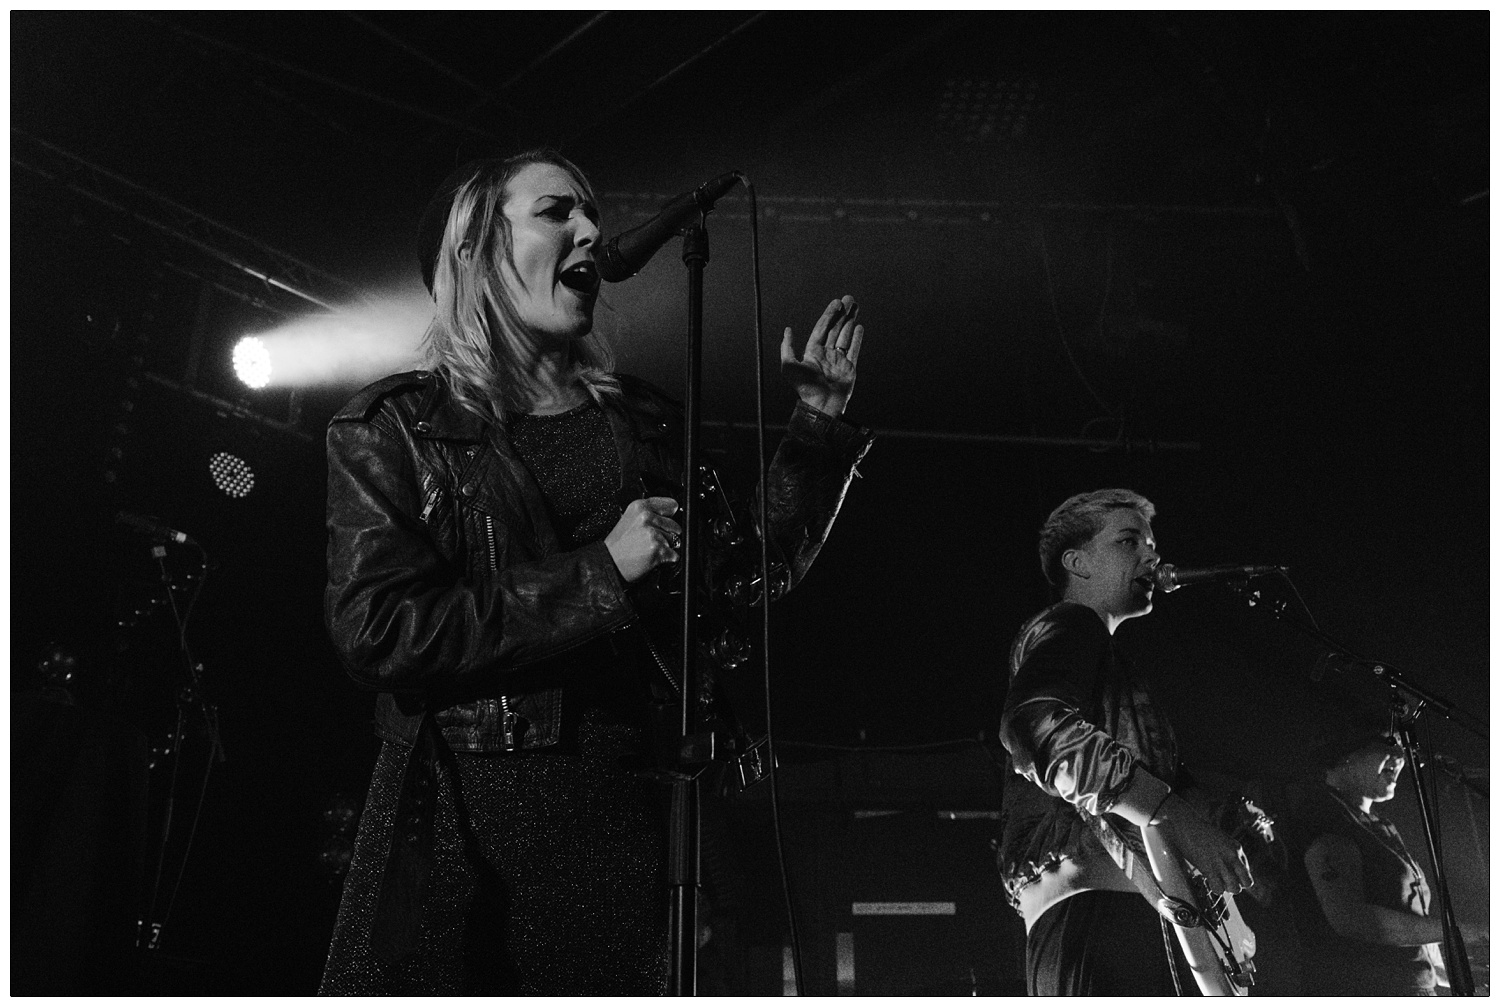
[323,413,636,696]
[998,605,1169,822]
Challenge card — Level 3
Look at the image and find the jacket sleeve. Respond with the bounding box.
[761,402,875,590]
[324,413,636,696]
[998,605,1171,824]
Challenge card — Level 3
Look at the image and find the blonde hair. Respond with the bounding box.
[420,150,619,423]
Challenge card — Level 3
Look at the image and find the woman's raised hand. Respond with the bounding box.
[605,496,681,583]
[781,294,865,417]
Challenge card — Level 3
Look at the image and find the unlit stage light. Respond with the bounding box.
[233,336,273,388]
[209,451,256,498]
[230,293,432,390]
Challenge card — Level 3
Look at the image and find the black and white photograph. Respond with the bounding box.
[10,11,1489,996]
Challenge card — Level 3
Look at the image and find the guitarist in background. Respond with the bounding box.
[997,488,1253,995]
[1277,721,1451,994]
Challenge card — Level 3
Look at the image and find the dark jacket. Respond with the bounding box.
[997,601,1179,910]
[326,369,874,752]
[325,369,873,956]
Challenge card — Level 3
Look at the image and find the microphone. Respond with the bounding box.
[596,172,743,282]
[116,511,197,546]
[1154,562,1284,593]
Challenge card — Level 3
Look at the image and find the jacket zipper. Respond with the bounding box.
[484,514,522,749]
[641,625,682,699]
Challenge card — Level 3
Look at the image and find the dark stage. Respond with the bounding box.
[10,11,1489,995]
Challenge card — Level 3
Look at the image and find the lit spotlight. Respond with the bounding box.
[233,336,273,389]
[209,451,256,498]
[232,292,433,390]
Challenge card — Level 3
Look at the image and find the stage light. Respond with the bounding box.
[230,292,431,390]
[208,451,256,498]
[233,336,273,388]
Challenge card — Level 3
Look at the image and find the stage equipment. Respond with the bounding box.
[109,521,228,958]
[721,742,1023,995]
[599,171,808,996]
[207,452,256,499]
[597,173,741,281]
[1153,562,1286,593]
[232,336,273,388]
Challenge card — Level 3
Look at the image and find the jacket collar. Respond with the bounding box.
[409,376,489,442]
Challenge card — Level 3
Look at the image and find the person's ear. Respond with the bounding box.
[1061,547,1091,581]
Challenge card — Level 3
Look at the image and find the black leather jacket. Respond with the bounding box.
[324,368,872,956]
[325,369,874,754]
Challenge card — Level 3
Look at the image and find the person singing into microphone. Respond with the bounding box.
[318,149,873,995]
[996,488,1253,995]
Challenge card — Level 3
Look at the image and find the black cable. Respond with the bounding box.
[141,701,187,949]
[1160,915,1186,995]
[1274,568,1320,632]
[741,174,805,996]
[1037,222,1117,419]
[141,546,221,947]
[156,725,219,943]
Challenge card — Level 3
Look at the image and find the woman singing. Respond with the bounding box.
[318,150,872,994]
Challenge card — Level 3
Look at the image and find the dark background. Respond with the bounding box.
[10,11,1489,995]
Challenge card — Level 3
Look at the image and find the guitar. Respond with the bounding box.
[1130,819,1258,995]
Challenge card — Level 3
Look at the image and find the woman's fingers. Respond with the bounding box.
[640,496,679,515]
[833,301,860,350]
[844,323,865,365]
[805,297,844,349]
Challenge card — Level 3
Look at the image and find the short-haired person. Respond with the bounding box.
[318,150,873,994]
[1279,724,1449,994]
[997,488,1253,995]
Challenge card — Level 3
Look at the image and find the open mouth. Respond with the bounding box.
[557,261,600,298]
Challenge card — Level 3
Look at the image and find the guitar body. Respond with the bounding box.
[1134,823,1257,996]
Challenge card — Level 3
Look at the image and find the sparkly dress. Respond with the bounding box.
[320,399,669,995]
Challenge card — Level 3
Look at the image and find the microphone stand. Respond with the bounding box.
[668,216,711,996]
[1231,581,1480,995]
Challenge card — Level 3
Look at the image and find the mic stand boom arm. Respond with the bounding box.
[1230,582,1481,995]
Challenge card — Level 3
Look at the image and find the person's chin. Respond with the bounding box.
[1127,586,1154,616]
[566,303,596,336]
[536,315,593,344]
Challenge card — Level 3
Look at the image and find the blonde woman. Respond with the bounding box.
[319,150,872,994]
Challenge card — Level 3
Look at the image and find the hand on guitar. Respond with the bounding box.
[1155,792,1255,896]
[607,497,681,583]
